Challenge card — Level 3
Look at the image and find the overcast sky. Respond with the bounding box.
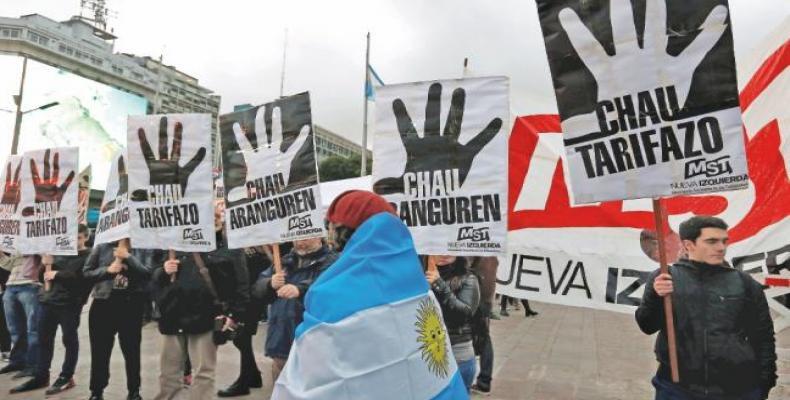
[1,0,788,145]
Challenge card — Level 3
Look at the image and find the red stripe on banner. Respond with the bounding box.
[765,276,790,287]
[740,39,790,111]
[508,38,790,243]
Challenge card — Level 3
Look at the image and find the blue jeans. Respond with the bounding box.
[652,376,763,400]
[457,358,476,392]
[3,284,41,370]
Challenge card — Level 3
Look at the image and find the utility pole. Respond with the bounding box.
[11,57,28,155]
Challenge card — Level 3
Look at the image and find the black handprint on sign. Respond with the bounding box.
[101,155,128,213]
[22,149,76,217]
[131,116,206,202]
[0,160,23,213]
[373,83,503,195]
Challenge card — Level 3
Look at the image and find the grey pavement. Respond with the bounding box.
[1,301,788,399]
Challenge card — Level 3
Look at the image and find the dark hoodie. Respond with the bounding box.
[39,249,92,306]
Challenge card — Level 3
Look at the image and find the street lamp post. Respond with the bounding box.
[11,57,27,156]
[5,56,60,155]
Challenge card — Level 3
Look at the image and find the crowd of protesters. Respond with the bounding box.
[0,190,777,400]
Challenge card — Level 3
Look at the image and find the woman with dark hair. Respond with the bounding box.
[425,255,480,392]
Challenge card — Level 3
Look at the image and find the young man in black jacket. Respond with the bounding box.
[83,239,162,400]
[636,216,777,400]
[10,225,91,394]
[152,204,249,400]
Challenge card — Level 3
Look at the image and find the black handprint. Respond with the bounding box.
[0,160,23,213]
[374,83,502,195]
[131,116,206,202]
[22,149,76,217]
[101,155,128,213]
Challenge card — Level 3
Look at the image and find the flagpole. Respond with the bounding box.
[361,32,370,177]
[280,28,288,98]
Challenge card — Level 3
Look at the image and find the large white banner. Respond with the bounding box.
[0,155,23,253]
[94,150,130,245]
[219,92,324,248]
[17,147,79,255]
[128,114,215,252]
[502,112,789,329]
[373,77,509,256]
[536,0,749,203]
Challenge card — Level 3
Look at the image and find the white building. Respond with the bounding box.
[0,13,221,162]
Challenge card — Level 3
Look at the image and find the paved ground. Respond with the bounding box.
[1,301,788,399]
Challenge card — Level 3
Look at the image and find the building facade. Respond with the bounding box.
[314,124,372,162]
[0,13,221,162]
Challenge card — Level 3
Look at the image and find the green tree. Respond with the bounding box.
[319,154,372,182]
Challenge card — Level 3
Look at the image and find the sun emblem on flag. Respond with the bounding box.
[415,297,450,378]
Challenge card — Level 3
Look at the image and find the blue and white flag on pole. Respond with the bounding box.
[272,212,468,399]
[365,65,385,100]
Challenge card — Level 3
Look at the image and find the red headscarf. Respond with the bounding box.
[325,190,396,229]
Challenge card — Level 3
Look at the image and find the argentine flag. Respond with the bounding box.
[273,212,469,399]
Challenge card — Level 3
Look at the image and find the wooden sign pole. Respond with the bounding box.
[427,255,437,273]
[652,198,680,383]
[272,244,283,275]
[169,249,176,283]
[44,256,52,292]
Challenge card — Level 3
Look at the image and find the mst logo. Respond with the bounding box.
[684,156,734,179]
[457,226,490,242]
[183,228,204,241]
[288,215,313,231]
[55,236,71,247]
[2,237,14,247]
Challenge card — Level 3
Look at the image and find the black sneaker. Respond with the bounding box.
[471,382,491,395]
[247,373,263,389]
[217,381,250,397]
[88,392,104,400]
[12,368,35,379]
[9,376,48,393]
[127,388,142,400]
[0,363,24,374]
[45,376,75,395]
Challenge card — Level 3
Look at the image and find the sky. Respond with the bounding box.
[1,0,788,146]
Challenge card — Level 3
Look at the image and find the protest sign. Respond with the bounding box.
[373,77,509,256]
[17,147,79,255]
[220,92,323,248]
[94,150,130,244]
[536,0,748,203]
[128,114,215,251]
[0,155,24,253]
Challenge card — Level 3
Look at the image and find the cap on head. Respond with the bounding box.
[326,190,396,229]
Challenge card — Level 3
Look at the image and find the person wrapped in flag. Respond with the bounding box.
[272,190,468,399]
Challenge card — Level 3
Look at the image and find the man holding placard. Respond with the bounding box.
[152,202,249,400]
[637,216,776,399]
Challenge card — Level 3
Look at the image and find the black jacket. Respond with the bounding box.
[39,249,91,306]
[152,234,250,335]
[82,243,160,299]
[636,259,777,398]
[431,258,480,345]
[253,245,337,359]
